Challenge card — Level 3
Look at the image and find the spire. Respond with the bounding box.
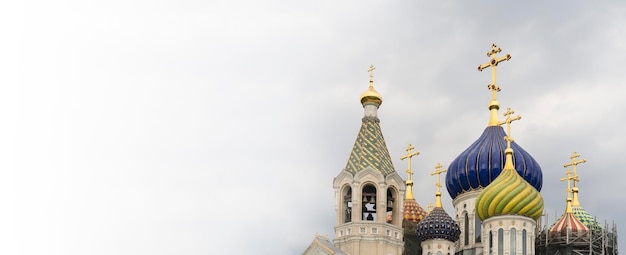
[478,44,511,126]
[400,144,420,200]
[430,163,446,208]
[564,151,586,206]
[344,65,395,176]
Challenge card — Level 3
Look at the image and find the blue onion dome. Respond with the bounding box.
[445,125,543,199]
[415,207,461,242]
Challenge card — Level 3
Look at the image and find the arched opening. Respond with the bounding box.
[489,230,493,254]
[362,184,377,221]
[386,188,395,223]
[343,186,352,223]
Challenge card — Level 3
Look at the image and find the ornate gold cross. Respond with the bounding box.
[400,144,420,181]
[431,162,446,190]
[498,107,522,148]
[478,44,511,101]
[563,151,586,187]
[367,64,376,85]
[430,163,447,207]
[560,168,575,199]
[427,203,434,213]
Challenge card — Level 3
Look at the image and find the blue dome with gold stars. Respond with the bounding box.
[445,126,543,199]
[415,207,460,242]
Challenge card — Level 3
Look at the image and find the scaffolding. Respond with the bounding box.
[536,222,618,255]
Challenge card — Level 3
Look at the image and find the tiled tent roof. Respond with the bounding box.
[344,117,395,176]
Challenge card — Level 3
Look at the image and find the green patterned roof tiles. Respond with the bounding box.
[344,117,395,176]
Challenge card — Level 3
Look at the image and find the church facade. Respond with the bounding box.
[303,45,618,255]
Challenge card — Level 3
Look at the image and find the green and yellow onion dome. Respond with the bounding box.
[571,206,602,231]
[475,148,544,221]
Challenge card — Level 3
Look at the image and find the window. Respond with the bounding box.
[475,215,482,243]
[498,229,503,255]
[522,229,527,255]
[510,228,516,255]
[464,213,469,246]
[489,231,493,255]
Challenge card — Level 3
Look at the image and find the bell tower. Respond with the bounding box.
[332,65,406,255]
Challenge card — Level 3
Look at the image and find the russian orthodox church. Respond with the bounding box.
[302,45,618,255]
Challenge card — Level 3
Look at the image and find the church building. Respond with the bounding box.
[302,44,618,255]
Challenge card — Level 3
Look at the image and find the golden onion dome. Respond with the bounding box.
[475,148,544,221]
[360,85,382,106]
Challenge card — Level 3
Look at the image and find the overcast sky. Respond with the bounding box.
[1,1,625,254]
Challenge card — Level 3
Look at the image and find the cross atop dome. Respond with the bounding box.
[368,64,375,85]
[478,44,512,126]
[560,168,576,213]
[430,162,447,208]
[499,107,521,149]
[400,144,420,181]
[564,151,586,188]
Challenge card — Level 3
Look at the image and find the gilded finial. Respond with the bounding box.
[401,144,420,200]
[560,168,576,213]
[360,65,383,106]
[430,163,447,208]
[498,107,522,150]
[427,203,434,213]
[478,44,511,126]
[564,152,586,206]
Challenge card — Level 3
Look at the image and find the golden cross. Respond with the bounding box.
[498,107,521,149]
[430,163,447,208]
[427,203,434,212]
[563,151,586,187]
[430,162,446,190]
[400,144,420,181]
[478,44,511,101]
[560,168,576,200]
[367,64,376,86]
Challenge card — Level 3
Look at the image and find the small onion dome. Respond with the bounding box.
[403,198,428,223]
[550,212,589,236]
[572,206,603,231]
[360,85,382,106]
[446,126,543,199]
[415,207,460,242]
[475,149,544,221]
